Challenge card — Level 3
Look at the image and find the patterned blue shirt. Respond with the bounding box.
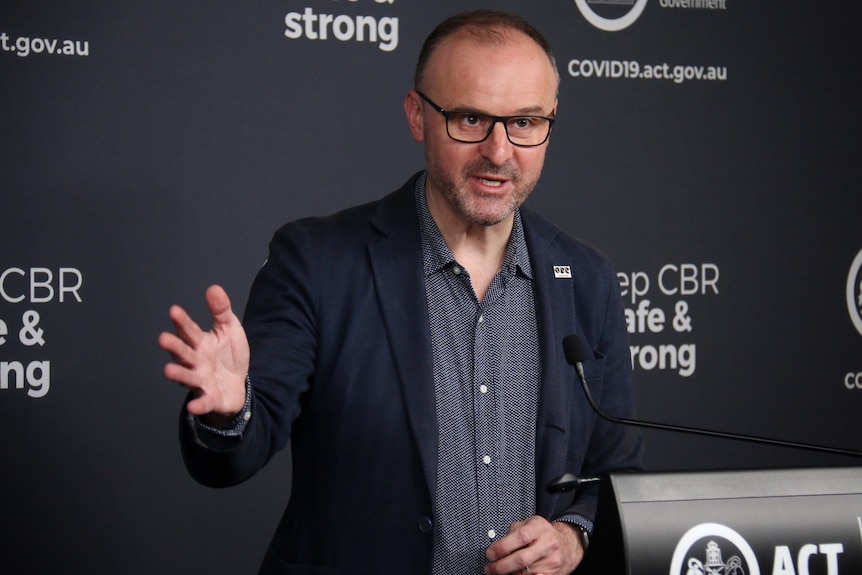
[414,174,541,575]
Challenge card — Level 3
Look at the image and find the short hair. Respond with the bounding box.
[414,9,560,93]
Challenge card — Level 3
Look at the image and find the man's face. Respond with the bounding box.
[405,29,558,228]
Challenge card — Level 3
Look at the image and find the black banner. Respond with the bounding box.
[2,1,861,573]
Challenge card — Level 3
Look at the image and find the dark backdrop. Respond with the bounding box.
[2,1,860,572]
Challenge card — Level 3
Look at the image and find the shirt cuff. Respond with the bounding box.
[553,514,593,549]
[187,375,253,446]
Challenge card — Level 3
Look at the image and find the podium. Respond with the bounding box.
[580,466,862,574]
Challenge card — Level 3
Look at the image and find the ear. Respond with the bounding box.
[404,90,425,143]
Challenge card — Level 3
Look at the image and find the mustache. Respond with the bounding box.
[467,160,520,181]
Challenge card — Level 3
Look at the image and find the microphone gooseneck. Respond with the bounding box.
[562,334,862,459]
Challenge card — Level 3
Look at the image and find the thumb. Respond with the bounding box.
[205,284,235,326]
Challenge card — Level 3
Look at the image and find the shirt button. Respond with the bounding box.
[483,455,491,465]
[479,385,488,394]
[488,529,496,539]
[478,314,485,324]
[452,266,462,275]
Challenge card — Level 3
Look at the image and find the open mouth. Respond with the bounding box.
[479,177,504,187]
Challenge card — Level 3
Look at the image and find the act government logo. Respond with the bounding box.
[848,248,862,337]
[573,0,649,32]
[670,523,760,575]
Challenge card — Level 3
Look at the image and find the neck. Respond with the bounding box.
[425,187,514,301]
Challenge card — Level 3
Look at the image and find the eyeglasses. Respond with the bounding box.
[416,91,555,148]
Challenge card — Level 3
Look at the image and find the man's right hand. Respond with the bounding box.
[159,285,250,425]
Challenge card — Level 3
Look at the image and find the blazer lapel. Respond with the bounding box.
[522,211,578,517]
[366,176,438,499]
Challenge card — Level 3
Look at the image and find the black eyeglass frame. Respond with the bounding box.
[416,91,555,148]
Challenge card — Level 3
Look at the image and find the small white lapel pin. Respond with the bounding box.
[553,266,572,279]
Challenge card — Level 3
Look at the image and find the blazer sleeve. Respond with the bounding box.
[179,219,320,487]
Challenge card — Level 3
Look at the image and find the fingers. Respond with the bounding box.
[486,517,539,561]
[167,303,205,348]
[159,330,195,368]
[159,286,250,418]
[158,290,221,387]
[485,516,578,575]
[485,521,536,575]
[165,285,234,349]
[162,358,200,389]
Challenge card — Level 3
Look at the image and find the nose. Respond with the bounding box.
[477,121,514,165]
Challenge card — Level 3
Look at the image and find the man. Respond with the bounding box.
[160,9,643,575]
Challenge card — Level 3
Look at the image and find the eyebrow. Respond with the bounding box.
[447,102,551,117]
[443,100,553,117]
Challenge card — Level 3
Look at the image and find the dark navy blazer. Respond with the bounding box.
[180,172,644,575]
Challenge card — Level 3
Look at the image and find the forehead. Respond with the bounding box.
[422,29,558,111]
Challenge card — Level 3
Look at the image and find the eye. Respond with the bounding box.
[455,113,489,130]
[509,117,536,131]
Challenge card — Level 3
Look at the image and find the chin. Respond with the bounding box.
[463,201,518,227]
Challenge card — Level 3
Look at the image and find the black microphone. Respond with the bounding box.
[546,472,602,493]
[562,333,862,459]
